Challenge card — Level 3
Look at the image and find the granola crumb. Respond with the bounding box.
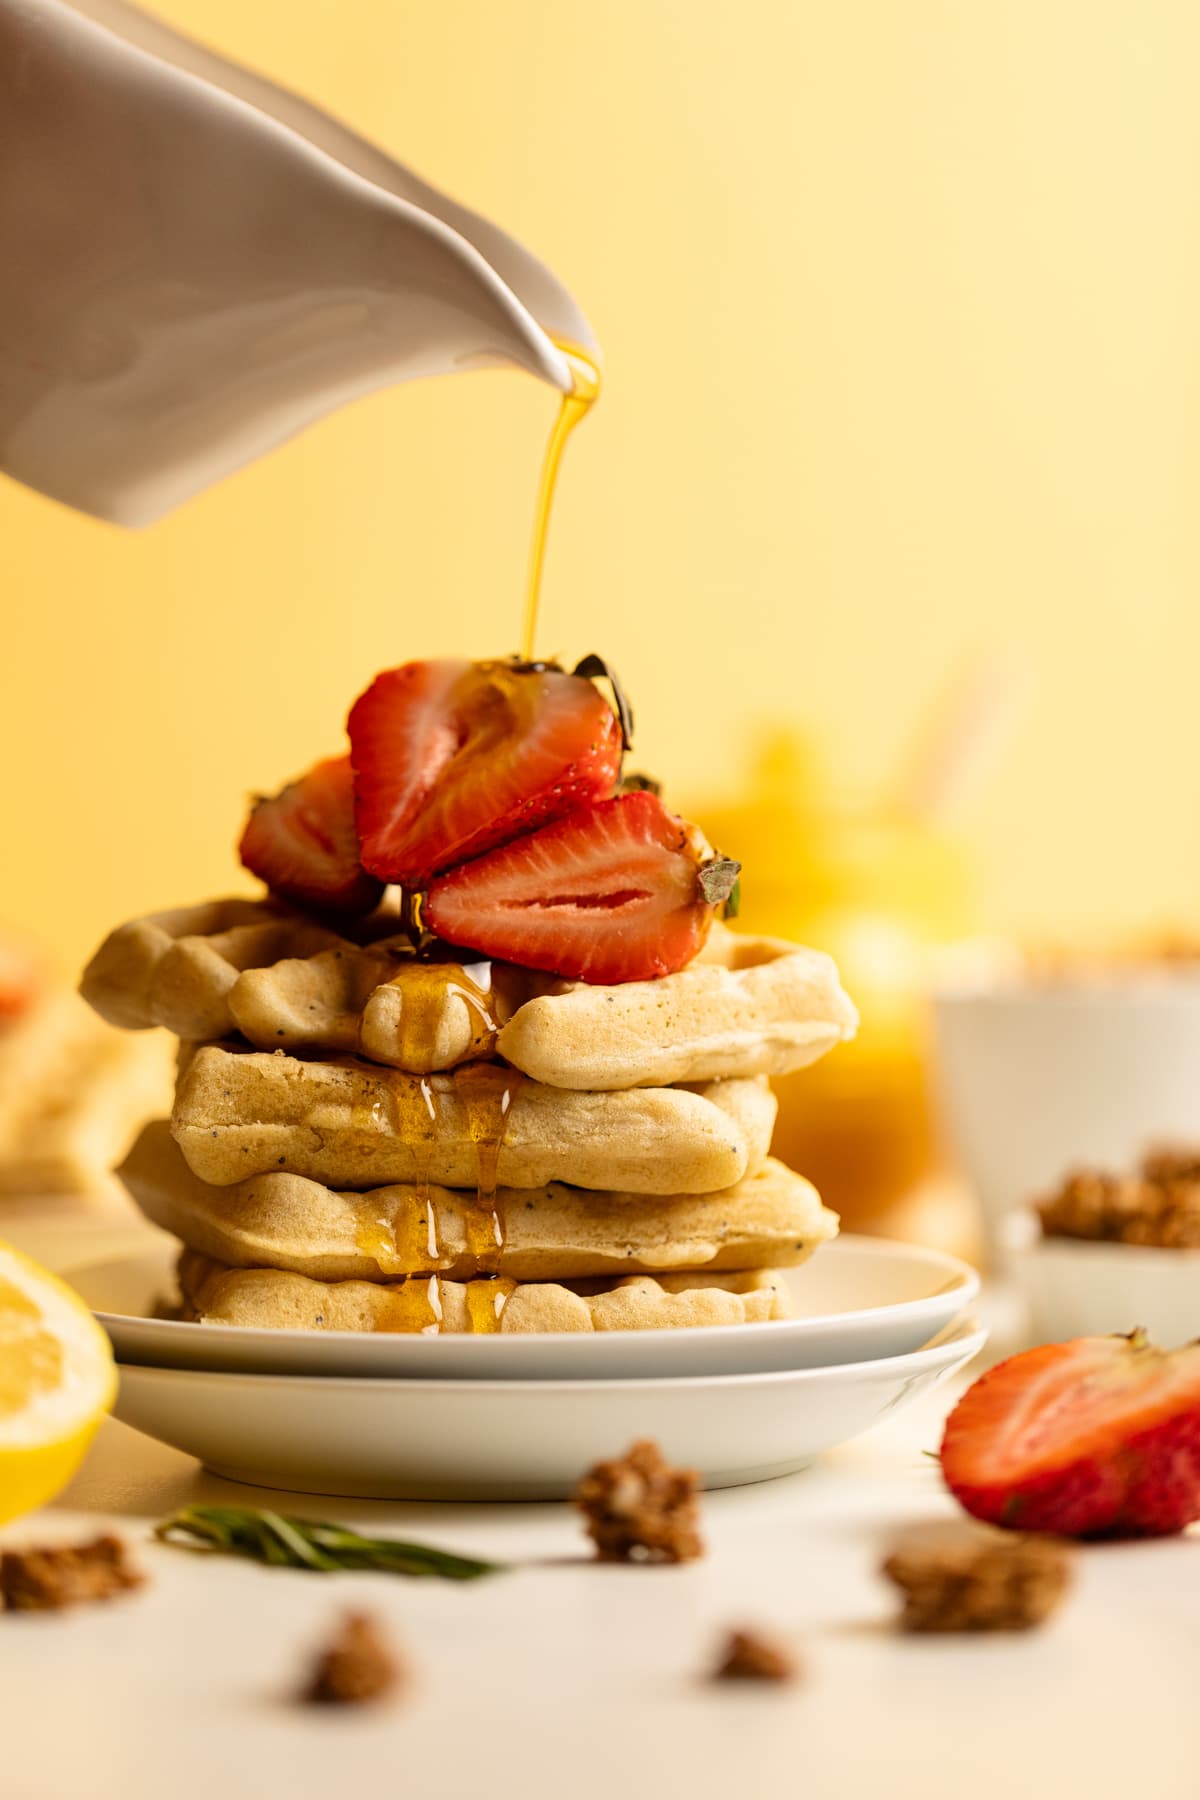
[573,1438,704,1564]
[1140,1145,1200,1186]
[711,1626,799,1683]
[302,1611,402,1706]
[882,1529,1072,1633]
[0,1534,144,1612]
[1037,1155,1200,1249]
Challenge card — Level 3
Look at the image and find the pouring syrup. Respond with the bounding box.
[520,339,602,661]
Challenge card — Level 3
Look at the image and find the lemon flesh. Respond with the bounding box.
[0,1242,117,1525]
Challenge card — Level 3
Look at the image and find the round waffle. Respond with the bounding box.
[175,1249,795,1334]
[170,1045,777,1195]
[81,905,855,1087]
[122,1121,836,1281]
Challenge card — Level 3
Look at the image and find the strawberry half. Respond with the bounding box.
[424,790,726,984]
[348,659,622,887]
[238,755,383,917]
[940,1331,1200,1539]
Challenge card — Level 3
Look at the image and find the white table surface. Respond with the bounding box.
[4,1211,1199,1800]
[4,1387,1199,1800]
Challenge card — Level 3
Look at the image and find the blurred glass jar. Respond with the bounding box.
[698,732,974,1233]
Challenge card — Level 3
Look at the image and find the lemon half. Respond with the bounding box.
[0,1241,117,1525]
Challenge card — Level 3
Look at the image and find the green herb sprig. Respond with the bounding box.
[155,1505,502,1582]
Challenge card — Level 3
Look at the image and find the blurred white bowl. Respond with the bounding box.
[933,976,1200,1253]
[1003,1209,1200,1347]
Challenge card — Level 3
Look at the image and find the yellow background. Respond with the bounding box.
[3,0,1197,974]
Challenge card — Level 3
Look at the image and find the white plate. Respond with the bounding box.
[112,1317,986,1500]
[69,1235,979,1380]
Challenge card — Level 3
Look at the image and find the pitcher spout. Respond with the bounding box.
[0,0,595,525]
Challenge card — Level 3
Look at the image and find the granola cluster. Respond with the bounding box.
[574,1438,704,1564]
[302,1612,402,1706]
[882,1530,1072,1633]
[0,1535,143,1612]
[711,1626,799,1683]
[1038,1148,1200,1248]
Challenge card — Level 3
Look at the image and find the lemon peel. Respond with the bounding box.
[0,1241,116,1525]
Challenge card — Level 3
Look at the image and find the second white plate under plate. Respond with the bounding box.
[113,1318,987,1500]
[70,1234,978,1380]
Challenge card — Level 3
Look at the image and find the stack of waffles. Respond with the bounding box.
[80,898,856,1334]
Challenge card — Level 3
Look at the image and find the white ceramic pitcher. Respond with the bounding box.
[0,0,594,526]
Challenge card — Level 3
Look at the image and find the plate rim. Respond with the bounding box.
[114,1317,987,1395]
[73,1231,980,1355]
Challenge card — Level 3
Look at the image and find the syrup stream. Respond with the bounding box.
[520,338,601,662]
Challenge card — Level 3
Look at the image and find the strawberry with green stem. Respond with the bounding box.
[426,790,739,985]
[940,1330,1200,1538]
[348,659,623,888]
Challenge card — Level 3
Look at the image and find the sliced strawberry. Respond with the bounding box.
[238,755,383,917]
[424,791,725,984]
[940,1331,1200,1539]
[348,659,622,887]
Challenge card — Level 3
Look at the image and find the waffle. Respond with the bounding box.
[228,945,538,1072]
[171,1045,777,1195]
[81,905,856,1090]
[498,924,858,1089]
[0,991,173,1196]
[176,1249,795,1334]
[122,1121,835,1281]
[81,899,551,1074]
[80,899,347,1040]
